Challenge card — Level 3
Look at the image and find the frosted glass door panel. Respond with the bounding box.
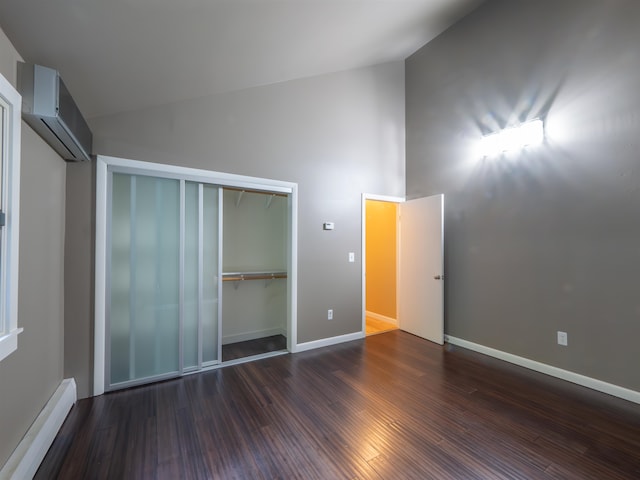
[110,174,132,384]
[109,173,180,386]
[202,185,219,364]
[183,182,199,370]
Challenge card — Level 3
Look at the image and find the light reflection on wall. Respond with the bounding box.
[477,119,544,158]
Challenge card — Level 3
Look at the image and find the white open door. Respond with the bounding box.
[398,194,444,344]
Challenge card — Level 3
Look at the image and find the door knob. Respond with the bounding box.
[433,275,444,280]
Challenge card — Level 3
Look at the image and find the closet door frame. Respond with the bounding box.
[94,155,298,396]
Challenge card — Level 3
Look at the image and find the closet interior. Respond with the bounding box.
[221,188,288,362]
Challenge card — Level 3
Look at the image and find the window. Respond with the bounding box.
[0,71,22,362]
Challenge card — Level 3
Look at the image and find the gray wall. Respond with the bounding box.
[406,0,640,391]
[65,61,405,397]
[64,160,94,399]
[0,28,66,467]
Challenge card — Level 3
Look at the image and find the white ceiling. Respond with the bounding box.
[0,0,483,119]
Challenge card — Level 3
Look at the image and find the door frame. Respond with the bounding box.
[95,155,298,396]
[361,193,405,335]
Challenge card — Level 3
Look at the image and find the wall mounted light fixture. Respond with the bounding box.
[479,119,544,157]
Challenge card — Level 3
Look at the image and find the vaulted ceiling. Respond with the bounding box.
[0,0,483,118]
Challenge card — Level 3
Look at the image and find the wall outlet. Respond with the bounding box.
[557,331,568,346]
[327,309,333,320]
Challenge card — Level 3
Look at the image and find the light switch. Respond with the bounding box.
[323,222,335,230]
[348,252,355,263]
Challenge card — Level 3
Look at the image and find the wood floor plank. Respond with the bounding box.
[365,317,397,336]
[36,330,640,479]
[222,334,287,362]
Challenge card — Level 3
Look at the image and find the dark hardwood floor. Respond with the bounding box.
[36,331,640,479]
[222,334,287,362]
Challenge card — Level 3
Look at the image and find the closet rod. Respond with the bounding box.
[222,271,287,282]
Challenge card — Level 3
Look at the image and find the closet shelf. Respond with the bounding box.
[222,271,287,282]
[224,187,287,208]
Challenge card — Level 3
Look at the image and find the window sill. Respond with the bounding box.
[0,328,23,362]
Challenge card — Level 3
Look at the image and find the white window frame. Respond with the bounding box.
[0,72,22,362]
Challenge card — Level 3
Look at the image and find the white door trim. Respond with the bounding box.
[361,193,404,335]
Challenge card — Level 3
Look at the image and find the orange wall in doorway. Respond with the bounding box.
[365,200,397,319]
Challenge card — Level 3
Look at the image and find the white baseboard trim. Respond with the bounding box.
[295,331,365,353]
[365,311,398,326]
[222,327,285,345]
[0,378,77,480]
[445,335,640,405]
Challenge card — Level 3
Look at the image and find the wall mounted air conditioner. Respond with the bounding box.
[17,63,93,162]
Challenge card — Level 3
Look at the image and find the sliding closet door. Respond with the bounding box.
[183,182,199,371]
[201,185,220,364]
[108,173,221,389]
[183,182,220,370]
[109,173,180,387]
